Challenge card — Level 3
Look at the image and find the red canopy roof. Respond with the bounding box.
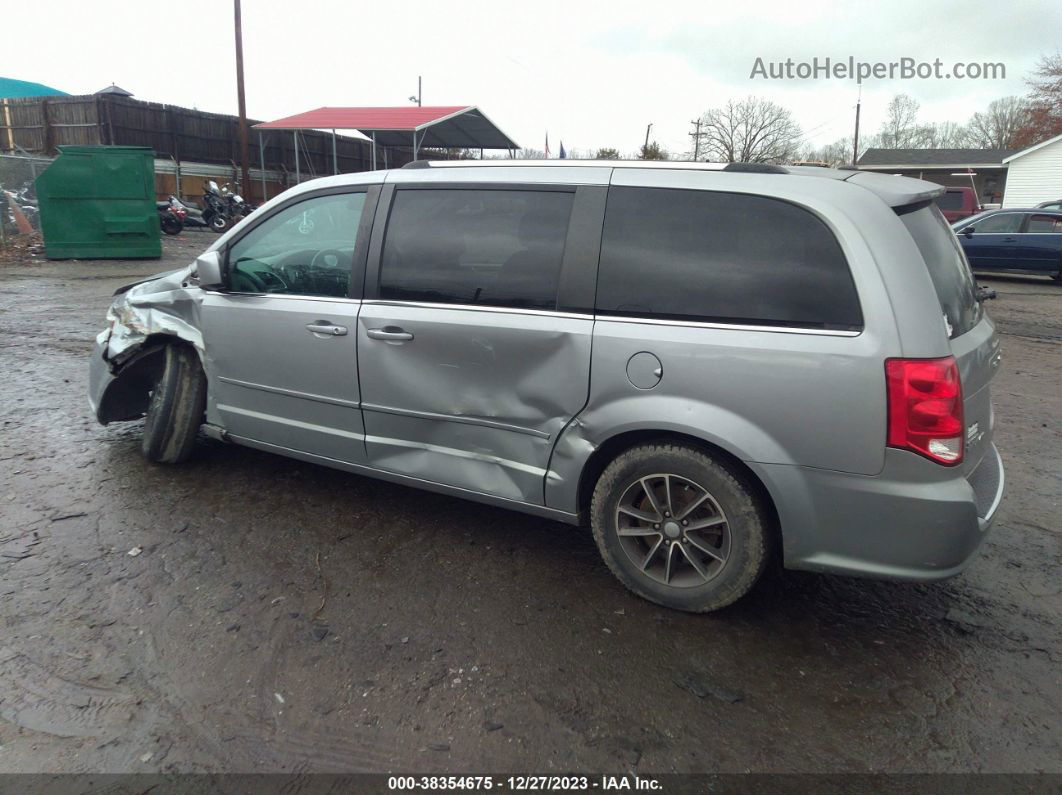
[253,106,517,149]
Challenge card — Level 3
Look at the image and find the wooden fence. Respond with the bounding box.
[1,94,430,201]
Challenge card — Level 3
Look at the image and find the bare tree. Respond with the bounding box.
[697,97,803,163]
[923,121,970,148]
[799,137,855,167]
[878,94,934,148]
[1014,53,1062,147]
[966,97,1031,148]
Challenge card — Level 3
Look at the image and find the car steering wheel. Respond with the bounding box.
[309,248,348,271]
[231,267,269,293]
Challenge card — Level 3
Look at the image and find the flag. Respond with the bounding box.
[559,141,567,159]
[544,132,551,159]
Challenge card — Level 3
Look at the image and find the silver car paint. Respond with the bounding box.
[356,300,592,504]
[89,162,1005,581]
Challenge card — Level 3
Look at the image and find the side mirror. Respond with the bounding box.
[963,226,975,238]
[194,250,224,288]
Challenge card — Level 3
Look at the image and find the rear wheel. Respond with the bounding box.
[590,443,769,612]
[160,215,182,235]
[141,345,207,464]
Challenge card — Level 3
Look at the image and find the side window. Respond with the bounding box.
[379,189,574,310]
[1026,214,1062,233]
[596,187,863,330]
[227,192,366,297]
[974,213,1022,234]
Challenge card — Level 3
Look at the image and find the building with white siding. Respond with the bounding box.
[1002,133,1062,208]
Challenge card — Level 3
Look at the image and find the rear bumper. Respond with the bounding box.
[754,444,1005,581]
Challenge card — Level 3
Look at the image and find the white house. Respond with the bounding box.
[1001,132,1062,208]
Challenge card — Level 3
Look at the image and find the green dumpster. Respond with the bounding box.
[36,146,161,259]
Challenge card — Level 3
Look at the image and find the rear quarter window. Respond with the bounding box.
[899,204,981,339]
[595,187,863,330]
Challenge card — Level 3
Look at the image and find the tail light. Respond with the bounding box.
[885,357,964,466]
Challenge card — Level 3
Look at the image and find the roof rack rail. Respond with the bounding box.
[723,162,788,174]
[401,160,432,169]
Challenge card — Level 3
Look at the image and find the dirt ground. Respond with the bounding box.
[0,233,1059,775]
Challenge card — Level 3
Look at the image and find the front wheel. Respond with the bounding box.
[590,443,769,612]
[209,214,230,233]
[141,345,207,464]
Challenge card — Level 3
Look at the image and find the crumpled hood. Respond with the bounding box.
[100,264,205,362]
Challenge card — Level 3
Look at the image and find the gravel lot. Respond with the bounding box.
[0,234,1059,774]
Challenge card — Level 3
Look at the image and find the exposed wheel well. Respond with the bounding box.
[576,430,781,552]
[98,336,199,424]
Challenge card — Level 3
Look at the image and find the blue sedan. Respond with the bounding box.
[953,209,1062,282]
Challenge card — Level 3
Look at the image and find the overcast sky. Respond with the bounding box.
[10,0,1061,157]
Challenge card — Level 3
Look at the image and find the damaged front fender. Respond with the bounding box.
[89,264,207,424]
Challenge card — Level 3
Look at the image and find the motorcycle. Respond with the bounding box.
[157,197,184,235]
[201,180,230,232]
[220,182,256,220]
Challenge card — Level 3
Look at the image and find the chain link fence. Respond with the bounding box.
[1,151,51,246]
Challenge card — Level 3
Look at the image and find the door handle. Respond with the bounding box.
[1002,237,1016,242]
[367,327,414,342]
[305,322,348,336]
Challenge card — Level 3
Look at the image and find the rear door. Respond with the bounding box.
[356,181,602,505]
[1020,213,1062,272]
[201,187,377,463]
[899,204,1001,474]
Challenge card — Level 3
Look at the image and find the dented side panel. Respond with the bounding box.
[357,302,593,504]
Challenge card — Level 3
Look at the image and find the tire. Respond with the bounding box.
[590,443,769,612]
[160,215,182,235]
[141,345,207,464]
[209,214,230,233]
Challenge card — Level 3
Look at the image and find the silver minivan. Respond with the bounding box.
[89,161,1005,612]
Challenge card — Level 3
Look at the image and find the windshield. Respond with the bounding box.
[900,204,981,339]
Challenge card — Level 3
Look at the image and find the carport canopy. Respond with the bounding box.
[253,105,518,166]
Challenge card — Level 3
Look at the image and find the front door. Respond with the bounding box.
[357,185,593,505]
[963,212,1023,270]
[201,188,374,463]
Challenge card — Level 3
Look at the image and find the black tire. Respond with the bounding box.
[209,214,230,233]
[160,215,183,235]
[141,345,207,464]
[590,443,769,612]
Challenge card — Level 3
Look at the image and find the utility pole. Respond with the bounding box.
[233,0,251,196]
[852,82,862,167]
[644,122,653,150]
[689,118,702,161]
[409,77,422,107]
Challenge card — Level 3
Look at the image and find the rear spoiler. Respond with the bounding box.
[843,170,945,208]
